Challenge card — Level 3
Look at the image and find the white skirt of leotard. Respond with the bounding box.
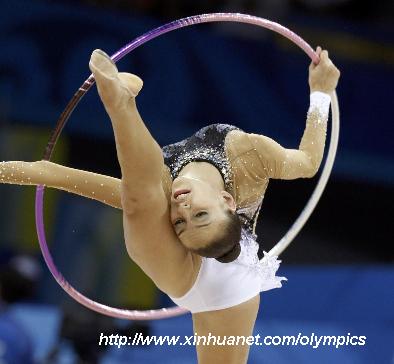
[169,229,287,313]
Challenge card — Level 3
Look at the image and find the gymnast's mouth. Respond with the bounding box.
[173,189,191,200]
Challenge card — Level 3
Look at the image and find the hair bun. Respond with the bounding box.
[215,243,241,264]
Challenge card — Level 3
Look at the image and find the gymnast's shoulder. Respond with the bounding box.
[225,128,262,161]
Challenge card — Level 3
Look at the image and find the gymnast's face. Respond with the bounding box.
[170,176,236,251]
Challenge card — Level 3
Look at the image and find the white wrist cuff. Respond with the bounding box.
[309,91,331,123]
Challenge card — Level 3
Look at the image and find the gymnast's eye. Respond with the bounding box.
[174,211,208,226]
[195,211,207,218]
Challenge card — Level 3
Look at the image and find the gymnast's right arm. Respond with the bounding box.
[249,48,340,180]
[0,160,122,209]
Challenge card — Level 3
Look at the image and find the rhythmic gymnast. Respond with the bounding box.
[0,46,339,363]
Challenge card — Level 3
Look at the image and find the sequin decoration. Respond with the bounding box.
[163,124,266,234]
[163,123,240,192]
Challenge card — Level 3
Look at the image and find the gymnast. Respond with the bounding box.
[0,46,339,363]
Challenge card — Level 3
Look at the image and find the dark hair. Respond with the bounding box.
[194,210,242,263]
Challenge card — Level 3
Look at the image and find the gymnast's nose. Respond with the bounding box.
[174,193,191,209]
[182,201,191,209]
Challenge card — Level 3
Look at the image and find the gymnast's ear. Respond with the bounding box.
[220,191,236,213]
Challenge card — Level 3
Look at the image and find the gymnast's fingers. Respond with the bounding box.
[321,50,339,76]
[320,49,329,61]
[308,48,340,93]
[309,46,322,71]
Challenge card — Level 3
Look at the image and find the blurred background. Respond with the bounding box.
[0,0,393,363]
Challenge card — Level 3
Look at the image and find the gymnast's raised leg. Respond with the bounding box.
[88,50,196,297]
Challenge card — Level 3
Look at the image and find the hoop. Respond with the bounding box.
[35,13,340,320]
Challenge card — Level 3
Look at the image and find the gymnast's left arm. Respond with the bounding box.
[0,160,122,209]
[246,47,340,179]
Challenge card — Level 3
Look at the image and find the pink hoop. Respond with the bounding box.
[35,13,319,320]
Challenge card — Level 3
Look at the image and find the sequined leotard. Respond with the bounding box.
[163,92,331,312]
[163,123,258,233]
[162,123,288,312]
[0,91,331,313]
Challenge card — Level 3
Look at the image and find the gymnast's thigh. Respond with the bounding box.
[121,192,193,296]
[192,295,260,364]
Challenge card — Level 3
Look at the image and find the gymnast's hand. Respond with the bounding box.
[89,49,143,110]
[309,47,340,94]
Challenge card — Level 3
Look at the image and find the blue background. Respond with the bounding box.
[0,0,393,363]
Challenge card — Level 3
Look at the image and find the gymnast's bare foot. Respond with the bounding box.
[89,49,143,110]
